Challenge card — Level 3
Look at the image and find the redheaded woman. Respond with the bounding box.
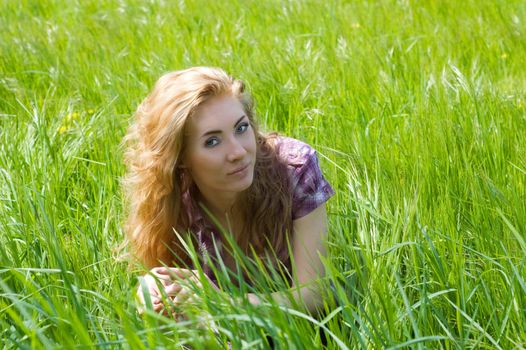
[123,67,334,316]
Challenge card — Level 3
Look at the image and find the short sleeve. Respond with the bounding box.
[288,144,334,220]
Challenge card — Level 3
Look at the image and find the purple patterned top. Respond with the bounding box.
[281,137,334,220]
[181,136,334,284]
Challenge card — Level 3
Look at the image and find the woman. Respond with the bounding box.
[123,67,334,317]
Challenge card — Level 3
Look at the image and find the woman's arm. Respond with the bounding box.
[137,204,329,315]
[247,203,328,312]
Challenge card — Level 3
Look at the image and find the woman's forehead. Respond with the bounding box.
[187,95,246,135]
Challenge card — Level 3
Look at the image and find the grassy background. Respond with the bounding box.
[1,0,525,348]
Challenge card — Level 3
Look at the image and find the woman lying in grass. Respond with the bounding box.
[123,67,334,318]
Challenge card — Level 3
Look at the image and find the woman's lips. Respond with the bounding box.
[228,163,250,175]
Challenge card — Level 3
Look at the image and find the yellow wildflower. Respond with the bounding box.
[65,112,80,122]
[58,125,68,134]
[500,53,508,59]
[87,109,94,114]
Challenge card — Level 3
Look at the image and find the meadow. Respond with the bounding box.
[1,0,525,348]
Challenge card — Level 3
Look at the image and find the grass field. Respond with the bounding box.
[1,0,526,348]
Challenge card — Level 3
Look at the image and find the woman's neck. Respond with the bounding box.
[198,191,239,225]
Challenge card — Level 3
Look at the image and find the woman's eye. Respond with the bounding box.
[204,137,220,148]
[236,122,249,134]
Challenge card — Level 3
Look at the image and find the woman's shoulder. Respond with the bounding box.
[268,135,334,220]
[271,135,317,167]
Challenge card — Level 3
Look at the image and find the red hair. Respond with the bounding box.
[123,67,292,269]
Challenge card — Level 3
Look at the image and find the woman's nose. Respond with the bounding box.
[226,138,247,162]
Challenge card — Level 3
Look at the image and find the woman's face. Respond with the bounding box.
[183,94,257,200]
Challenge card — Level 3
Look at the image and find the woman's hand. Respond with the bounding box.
[136,267,212,319]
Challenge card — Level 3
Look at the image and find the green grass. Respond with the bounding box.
[1,0,525,348]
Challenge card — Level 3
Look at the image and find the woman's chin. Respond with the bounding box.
[232,173,254,193]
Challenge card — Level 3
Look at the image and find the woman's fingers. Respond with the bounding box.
[150,268,177,287]
[164,282,182,296]
[171,279,201,307]
[137,267,204,319]
[136,275,162,315]
[155,267,197,279]
[151,268,202,295]
[172,287,191,305]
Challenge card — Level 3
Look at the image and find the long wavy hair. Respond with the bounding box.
[123,67,293,269]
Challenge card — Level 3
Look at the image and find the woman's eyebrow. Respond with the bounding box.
[200,115,247,138]
[233,115,247,126]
